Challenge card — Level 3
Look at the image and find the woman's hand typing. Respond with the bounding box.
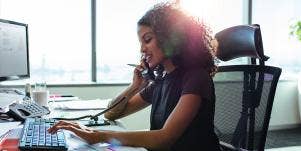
[47,120,102,144]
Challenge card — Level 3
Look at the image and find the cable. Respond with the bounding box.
[53,96,126,121]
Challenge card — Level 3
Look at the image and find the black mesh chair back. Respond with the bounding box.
[213,25,282,151]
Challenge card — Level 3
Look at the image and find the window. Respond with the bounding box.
[253,0,301,80]
[180,0,247,66]
[180,0,244,32]
[0,0,91,84]
[96,0,168,83]
[0,0,247,84]
[97,0,246,83]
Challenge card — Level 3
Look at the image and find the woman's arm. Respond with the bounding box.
[49,94,202,150]
[103,94,202,149]
[104,91,150,120]
[104,85,141,120]
[102,94,202,150]
[104,63,150,120]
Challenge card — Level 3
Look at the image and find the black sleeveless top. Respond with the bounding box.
[140,68,220,151]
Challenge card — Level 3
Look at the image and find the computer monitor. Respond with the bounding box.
[0,19,30,82]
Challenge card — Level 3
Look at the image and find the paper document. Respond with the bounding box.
[108,146,147,151]
[52,99,111,110]
[48,96,79,102]
[0,122,21,138]
[65,131,110,150]
[0,93,24,108]
[65,130,147,151]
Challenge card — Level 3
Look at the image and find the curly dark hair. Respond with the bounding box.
[138,2,217,76]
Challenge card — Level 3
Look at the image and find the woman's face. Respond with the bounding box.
[138,25,165,69]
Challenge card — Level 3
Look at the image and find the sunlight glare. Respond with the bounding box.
[180,0,223,31]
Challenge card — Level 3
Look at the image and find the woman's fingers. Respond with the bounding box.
[133,64,144,81]
[134,64,144,76]
[48,120,81,133]
[48,124,83,136]
[56,125,100,144]
[48,121,65,133]
[56,125,81,133]
[136,64,144,72]
[54,125,86,137]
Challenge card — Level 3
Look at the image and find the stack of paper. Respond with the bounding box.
[0,93,24,108]
[0,122,21,138]
[52,99,111,110]
[65,129,147,151]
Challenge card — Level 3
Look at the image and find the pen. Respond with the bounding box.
[127,64,138,68]
[106,147,116,151]
[60,95,74,97]
[49,95,75,98]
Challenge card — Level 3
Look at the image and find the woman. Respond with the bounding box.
[49,2,220,151]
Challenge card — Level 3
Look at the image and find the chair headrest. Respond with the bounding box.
[215,24,265,61]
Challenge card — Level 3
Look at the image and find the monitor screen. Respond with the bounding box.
[0,19,29,82]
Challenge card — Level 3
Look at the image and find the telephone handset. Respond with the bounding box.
[141,59,155,81]
[6,100,50,121]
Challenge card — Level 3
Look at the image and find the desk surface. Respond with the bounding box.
[47,102,147,151]
[0,122,147,151]
[1,100,147,151]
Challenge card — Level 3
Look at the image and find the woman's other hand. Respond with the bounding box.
[47,120,101,144]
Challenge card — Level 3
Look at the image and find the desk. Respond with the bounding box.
[48,100,147,151]
[1,99,147,151]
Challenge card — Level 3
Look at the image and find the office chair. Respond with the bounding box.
[213,25,282,151]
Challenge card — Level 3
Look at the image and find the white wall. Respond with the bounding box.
[269,81,301,129]
[46,80,300,130]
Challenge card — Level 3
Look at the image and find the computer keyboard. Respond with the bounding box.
[19,118,68,151]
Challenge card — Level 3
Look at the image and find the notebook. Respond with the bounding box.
[51,99,111,110]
